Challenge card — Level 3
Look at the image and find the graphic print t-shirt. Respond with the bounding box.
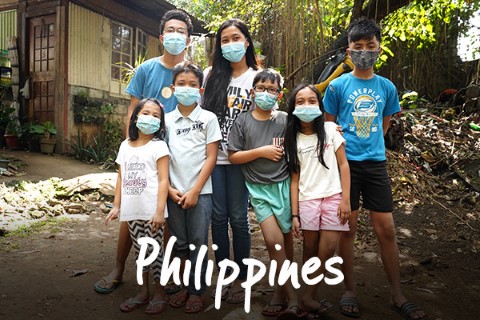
[126,57,178,113]
[323,73,400,161]
[116,139,169,221]
[296,122,345,200]
[214,67,258,164]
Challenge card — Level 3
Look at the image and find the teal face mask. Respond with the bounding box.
[221,41,246,63]
[254,92,278,111]
[292,106,323,123]
[173,86,200,106]
[136,115,161,134]
[163,33,187,55]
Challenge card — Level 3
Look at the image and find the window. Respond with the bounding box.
[111,22,132,81]
[136,28,148,61]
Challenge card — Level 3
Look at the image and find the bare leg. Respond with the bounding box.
[338,210,359,314]
[303,230,338,312]
[95,221,132,292]
[260,216,299,309]
[370,211,425,319]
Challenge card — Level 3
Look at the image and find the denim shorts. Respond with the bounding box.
[348,160,393,212]
[245,177,292,233]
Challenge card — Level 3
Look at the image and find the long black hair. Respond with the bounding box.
[203,19,258,118]
[284,84,328,174]
[128,98,165,141]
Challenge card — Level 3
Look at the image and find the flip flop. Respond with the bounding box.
[225,287,245,304]
[210,283,230,300]
[303,299,333,317]
[184,295,204,314]
[169,288,189,308]
[145,299,168,315]
[165,281,183,295]
[94,277,121,294]
[277,305,308,320]
[392,301,427,320]
[119,297,150,313]
[339,296,360,318]
[261,303,287,317]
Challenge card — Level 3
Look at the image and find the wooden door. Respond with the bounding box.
[28,15,56,123]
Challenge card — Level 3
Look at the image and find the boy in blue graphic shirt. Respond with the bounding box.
[323,17,426,320]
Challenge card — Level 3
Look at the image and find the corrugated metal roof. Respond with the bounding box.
[113,0,208,35]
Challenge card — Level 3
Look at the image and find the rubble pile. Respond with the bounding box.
[388,110,480,209]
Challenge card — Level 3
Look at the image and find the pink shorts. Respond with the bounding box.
[299,193,349,231]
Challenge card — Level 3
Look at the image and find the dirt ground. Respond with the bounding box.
[0,151,479,320]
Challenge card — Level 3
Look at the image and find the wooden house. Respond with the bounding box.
[0,0,207,152]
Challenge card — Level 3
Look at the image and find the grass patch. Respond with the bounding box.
[5,217,70,238]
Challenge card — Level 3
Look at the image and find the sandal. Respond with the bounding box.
[303,299,333,316]
[225,287,245,304]
[261,302,287,317]
[94,277,121,294]
[277,305,308,320]
[119,297,150,313]
[165,281,183,295]
[145,299,168,315]
[339,296,360,318]
[392,301,427,320]
[210,283,230,300]
[169,288,189,308]
[184,295,204,314]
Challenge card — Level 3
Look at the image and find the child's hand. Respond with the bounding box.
[149,213,164,234]
[262,145,284,162]
[178,189,199,209]
[337,199,351,225]
[291,217,303,240]
[169,186,183,203]
[336,125,344,135]
[105,207,120,225]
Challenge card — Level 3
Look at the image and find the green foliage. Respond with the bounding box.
[399,91,428,109]
[118,52,146,85]
[30,121,57,139]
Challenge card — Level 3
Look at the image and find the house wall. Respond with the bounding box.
[0,9,17,50]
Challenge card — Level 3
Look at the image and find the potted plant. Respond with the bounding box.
[3,119,21,150]
[31,121,57,154]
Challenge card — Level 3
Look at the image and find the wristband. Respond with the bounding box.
[291,214,299,219]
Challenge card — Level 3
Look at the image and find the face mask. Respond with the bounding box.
[136,115,161,134]
[221,41,246,63]
[349,49,380,70]
[163,33,187,55]
[254,92,278,111]
[293,106,323,123]
[173,86,200,106]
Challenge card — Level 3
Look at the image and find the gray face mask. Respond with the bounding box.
[349,49,380,70]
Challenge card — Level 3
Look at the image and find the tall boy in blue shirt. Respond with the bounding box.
[323,17,426,320]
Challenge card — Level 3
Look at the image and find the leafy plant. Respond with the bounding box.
[30,121,57,139]
[119,52,146,85]
[399,91,429,110]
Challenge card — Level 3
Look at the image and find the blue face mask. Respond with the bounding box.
[221,41,246,63]
[163,33,187,55]
[136,115,161,134]
[173,86,200,106]
[254,92,278,111]
[292,106,323,123]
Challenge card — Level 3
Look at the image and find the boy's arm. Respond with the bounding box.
[105,168,122,224]
[382,115,392,136]
[149,155,169,233]
[325,112,337,122]
[178,141,219,209]
[228,145,283,164]
[290,171,303,240]
[335,144,351,225]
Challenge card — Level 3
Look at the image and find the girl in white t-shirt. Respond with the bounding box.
[105,98,170,315]
[284,84,351,319]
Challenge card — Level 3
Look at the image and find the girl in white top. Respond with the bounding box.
[284,84,351,318]
[202,18,259,305]
[105,98,170,315]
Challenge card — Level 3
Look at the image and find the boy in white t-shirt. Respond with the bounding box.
[165,62,221,314]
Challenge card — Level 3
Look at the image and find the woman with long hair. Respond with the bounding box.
[203,19,259,305]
